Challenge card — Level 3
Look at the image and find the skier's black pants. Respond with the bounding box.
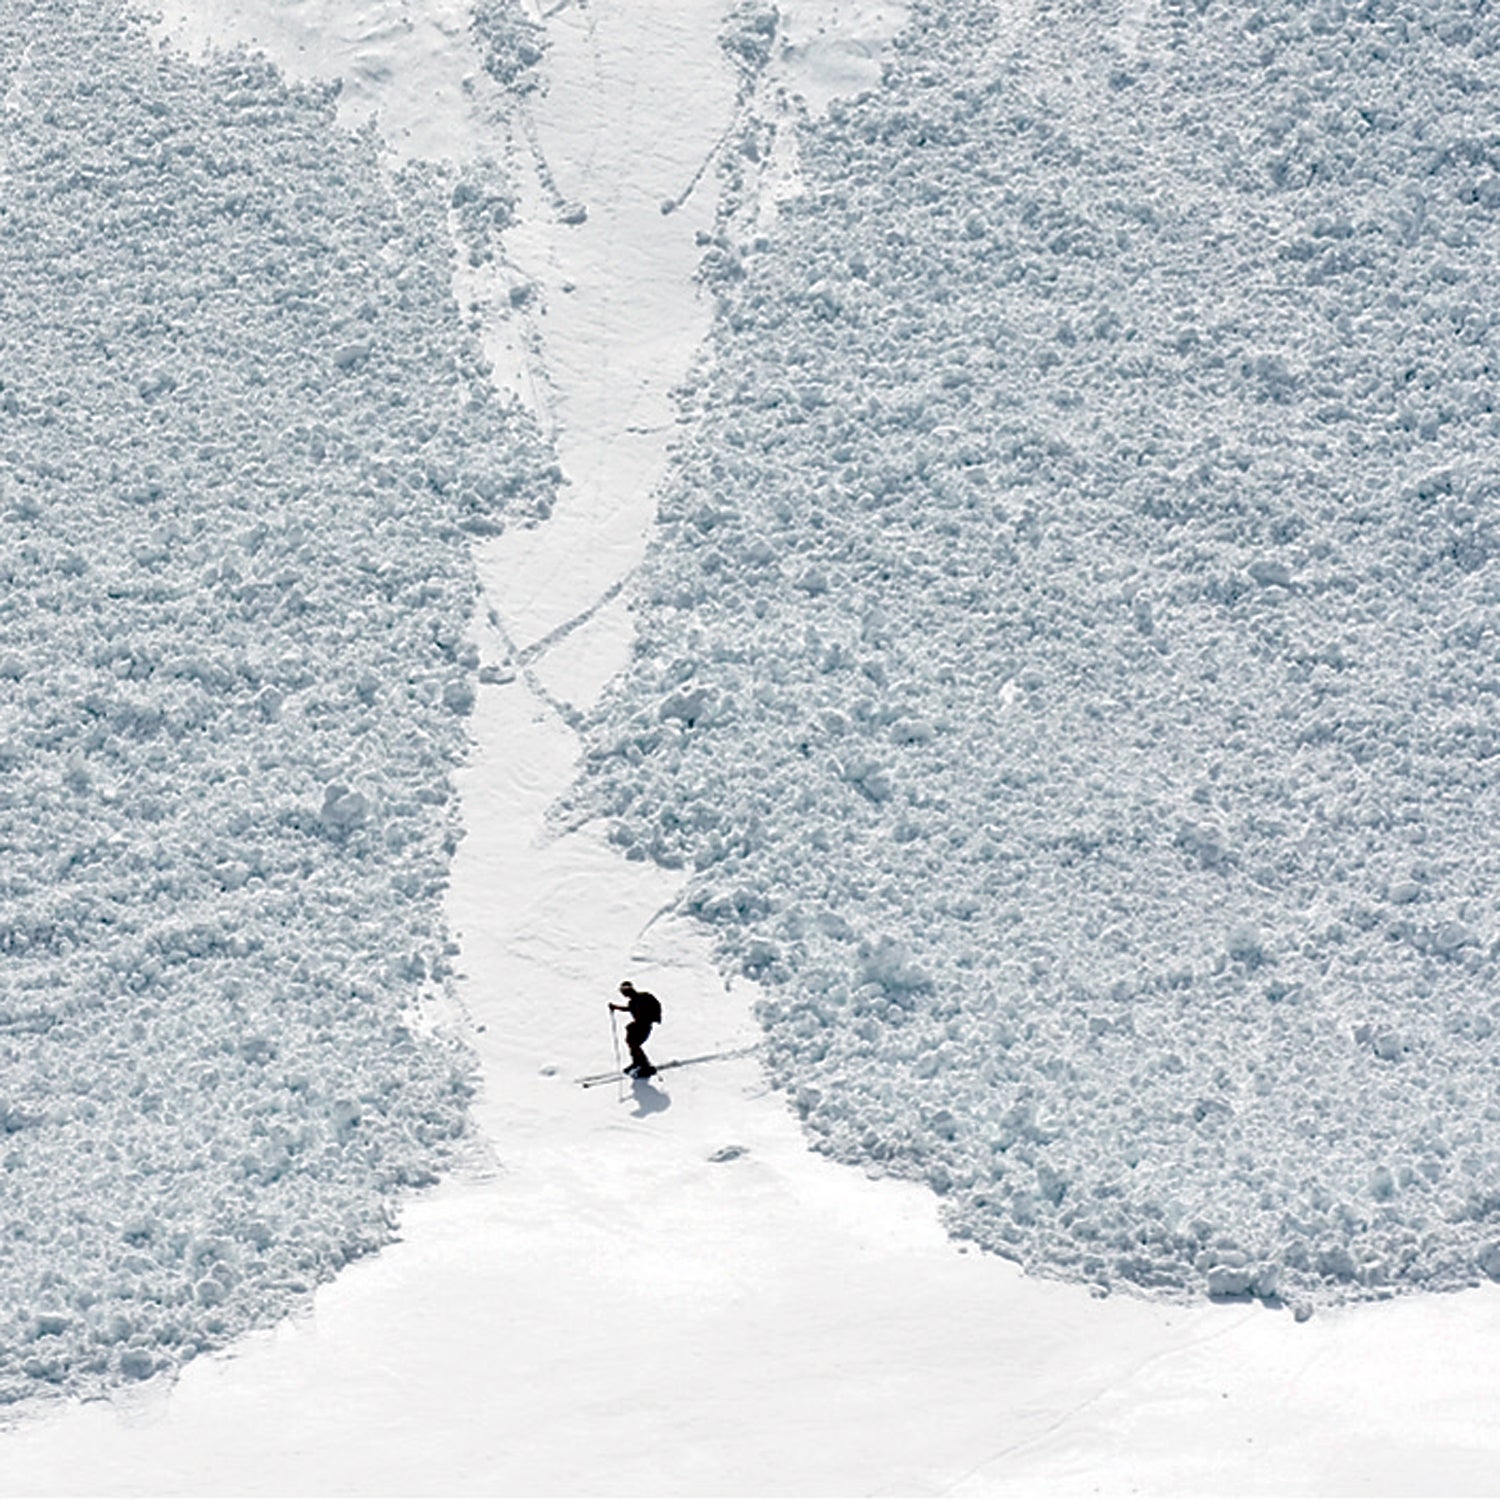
[624,1019,654,1074]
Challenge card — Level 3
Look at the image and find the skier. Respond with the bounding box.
[609,980,662,1078]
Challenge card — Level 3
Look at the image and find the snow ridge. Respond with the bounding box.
[0,0,554,1405]
[573,0,1500,1308]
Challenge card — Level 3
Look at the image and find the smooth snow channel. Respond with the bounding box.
[7,1,1500,1494]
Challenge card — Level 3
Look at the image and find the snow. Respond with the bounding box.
[9,549,1500,1493]
[573,0,1500,1308]
[151,0,492,166]
[0,0,553,1406]
[4,0,1500,1492]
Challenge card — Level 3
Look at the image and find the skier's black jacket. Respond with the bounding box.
[625,989,662,1027]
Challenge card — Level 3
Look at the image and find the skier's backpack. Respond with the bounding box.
[636,990,662,1026]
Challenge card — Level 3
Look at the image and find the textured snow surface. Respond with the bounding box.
[471,0,546,93]
[0,0,553,1405]
[574,0,1500,1308]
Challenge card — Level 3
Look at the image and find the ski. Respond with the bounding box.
[578,1068,648,1088]
[575,1044,759,1088]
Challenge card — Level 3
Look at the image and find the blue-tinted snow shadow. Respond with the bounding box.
[629,1078,670,1117]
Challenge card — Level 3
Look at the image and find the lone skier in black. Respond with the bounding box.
[609,980,662,1078]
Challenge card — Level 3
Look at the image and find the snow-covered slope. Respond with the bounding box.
[573,0,1500,1308]
[0,0,553,1406]
[5,0,1500,1494]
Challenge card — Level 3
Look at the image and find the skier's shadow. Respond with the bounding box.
[629,1077,670,1117]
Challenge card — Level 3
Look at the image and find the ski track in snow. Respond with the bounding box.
[7,0,1500,1494]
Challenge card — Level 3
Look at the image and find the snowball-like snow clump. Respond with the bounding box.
[720,2,782,85]
[574,0,1500,1307]
[0,0,555,1404]
[471,0,547,93]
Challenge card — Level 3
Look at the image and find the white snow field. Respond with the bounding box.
[5,0,1500,1495]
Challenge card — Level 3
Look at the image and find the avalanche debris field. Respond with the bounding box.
[574,0,1500,1311]
[0,0,552,1404]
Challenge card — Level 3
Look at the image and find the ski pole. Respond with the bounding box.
[610,1005,623,1077]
